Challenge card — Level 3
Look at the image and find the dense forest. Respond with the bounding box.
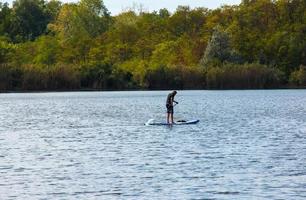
[0,0,305,91]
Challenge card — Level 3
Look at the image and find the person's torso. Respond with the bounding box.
[166,93,173,105]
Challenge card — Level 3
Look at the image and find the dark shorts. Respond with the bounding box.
[166,104,173,114]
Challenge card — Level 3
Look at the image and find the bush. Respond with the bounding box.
[289,65,306,86]
[80,62,112,89]
[145,65,205,89]
[109,67,137,90]
[206,63,284,89]
[22,65,48,90]
[48,64,80,90]
[0,64,22,91]
[145,65,183,89]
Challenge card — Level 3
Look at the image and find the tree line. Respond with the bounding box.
[0,0,305,91]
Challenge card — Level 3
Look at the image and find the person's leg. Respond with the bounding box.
[170,106,174,124]
[167,113,170,124]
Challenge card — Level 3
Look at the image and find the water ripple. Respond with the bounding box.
[0,90,305,199]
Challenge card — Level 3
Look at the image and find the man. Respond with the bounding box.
[166,91,178,124]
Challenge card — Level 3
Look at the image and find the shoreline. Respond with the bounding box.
[1,86,306,94]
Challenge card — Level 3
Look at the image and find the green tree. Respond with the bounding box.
[168,6,208,38]
[1,0,306,91]
[49,0,111,63]
[49,0,110,40]
[103,11,139,63]
[9,0,51,42]
[45,0,62,23]
[201,27,231,66]
[0,37,15,64]
[33,35,60,65]
[0,3,12,38]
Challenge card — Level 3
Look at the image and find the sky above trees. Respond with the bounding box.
[4,0,242,15]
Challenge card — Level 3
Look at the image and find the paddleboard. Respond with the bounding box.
[145,119,199,126]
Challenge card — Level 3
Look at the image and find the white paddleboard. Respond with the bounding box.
[145,119,199,126]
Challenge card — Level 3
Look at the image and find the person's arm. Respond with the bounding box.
[172,96,178,104]
[170,96,174,106]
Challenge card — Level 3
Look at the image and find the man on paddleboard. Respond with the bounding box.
[166,91,178,124]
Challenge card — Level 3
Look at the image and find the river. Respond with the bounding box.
[0,90,305,199]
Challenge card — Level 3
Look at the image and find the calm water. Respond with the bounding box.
[0,90,305,199]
